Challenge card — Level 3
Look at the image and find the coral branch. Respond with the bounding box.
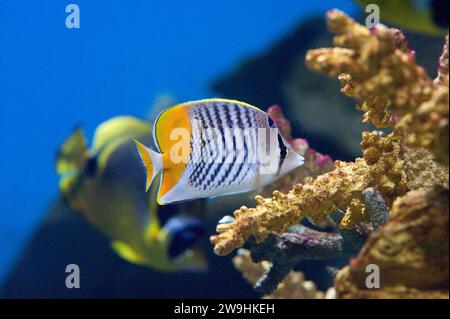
[306,10,432,128]
[306,10,449,165]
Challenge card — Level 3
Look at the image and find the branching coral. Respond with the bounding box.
[232,249,327,299]
[210,10,448,257]
[335,186,449,299]
[241,188,387,294]
[306,10,449,165]
[211,10,449,299]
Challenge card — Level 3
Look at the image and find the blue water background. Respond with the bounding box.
[0,0,357,282]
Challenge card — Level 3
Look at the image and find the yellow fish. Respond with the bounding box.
[56,116,207,272]
[134,98,304,205]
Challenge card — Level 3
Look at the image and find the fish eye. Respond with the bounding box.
[85,156,98,177]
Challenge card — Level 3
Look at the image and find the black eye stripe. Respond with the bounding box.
[277,134,287,172]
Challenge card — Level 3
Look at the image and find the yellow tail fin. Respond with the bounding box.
[133,139,163,191]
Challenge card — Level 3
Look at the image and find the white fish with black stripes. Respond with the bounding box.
[134,98,304,205]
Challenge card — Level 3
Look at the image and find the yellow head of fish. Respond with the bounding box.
[56,116,207,272]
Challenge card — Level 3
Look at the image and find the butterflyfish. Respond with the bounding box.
[134,98,304,205]
[56,116,207,271]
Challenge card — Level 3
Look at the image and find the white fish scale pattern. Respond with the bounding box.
[186,101,269,192]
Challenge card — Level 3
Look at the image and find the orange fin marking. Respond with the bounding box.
[154,104,191,203]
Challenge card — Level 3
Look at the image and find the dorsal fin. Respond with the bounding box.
[93,116,151,153]
[56,126,89,175]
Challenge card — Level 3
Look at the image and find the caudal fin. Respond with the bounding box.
[133,139,163,191]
